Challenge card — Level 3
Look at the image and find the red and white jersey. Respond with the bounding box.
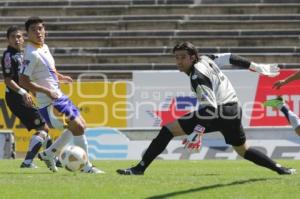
[21,43,62,108]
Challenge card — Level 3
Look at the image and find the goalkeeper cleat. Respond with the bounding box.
[116,167,144,175]
[277,167,296,175]
[263,96,284,109]
[38,151,58,172]
[20,162,38,169]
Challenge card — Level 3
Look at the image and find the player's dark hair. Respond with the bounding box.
[6,26,22,38]
[173,42,199,62]
[25,16,44,32]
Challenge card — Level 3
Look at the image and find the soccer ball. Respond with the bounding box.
[59,145,88,172]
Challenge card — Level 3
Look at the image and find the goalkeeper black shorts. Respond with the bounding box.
[177,102,246,146]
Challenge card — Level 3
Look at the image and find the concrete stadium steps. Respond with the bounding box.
[3,14,300,22]
[41,36,300,48]
[49,46,300,54]
[1,29,299,47]
[3,0,300,6]
[2,46,299,55]
[1,36,299,48]
[58,63,177,71]
[1,29,297,38]
[3,0,300,5]
[0,0,193,6]
[1,0,300,75]
[52,54,300,65]
[38,20,300,31]
[1,46,298,66]
[54,63,300,72]
[1,4,300,16]
[1,15,300,31]
[41,29,300,37]
[2,61,294,78]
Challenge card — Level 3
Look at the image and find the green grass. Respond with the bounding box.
[0,159,299,199]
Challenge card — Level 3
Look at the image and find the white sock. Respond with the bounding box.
[28,135,44,151]
[280,104,300,130]
[73,134,92,167]
[45,129,72,157]
[288,110,300,130]
[24,135,44,164]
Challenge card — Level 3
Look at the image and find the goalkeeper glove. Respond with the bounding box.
[249,62,280,77]
[182,124,205,152]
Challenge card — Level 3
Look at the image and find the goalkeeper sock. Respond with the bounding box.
[280,105,300,130]
[244,148,285,174]
[134,126,174,172]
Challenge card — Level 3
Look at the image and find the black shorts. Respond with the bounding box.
[5,93,45,131]
[177,102,246,146]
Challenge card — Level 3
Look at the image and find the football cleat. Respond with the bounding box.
[38,151,58,172]
[81,165,105,174]
[263,96,284,109]
[55,157,63,168]
[116,167,144,175]
[20,162,38,169]
[277,167,296,175]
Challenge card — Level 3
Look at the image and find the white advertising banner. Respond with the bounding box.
[86,128,300,160]
[129,70,259,128]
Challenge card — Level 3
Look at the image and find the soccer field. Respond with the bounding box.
[0,159,299,199]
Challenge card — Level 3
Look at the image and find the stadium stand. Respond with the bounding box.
[0,0,300,78]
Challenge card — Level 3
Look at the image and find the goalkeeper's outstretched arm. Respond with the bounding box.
[208,53,280,77]
[207,53,250,68]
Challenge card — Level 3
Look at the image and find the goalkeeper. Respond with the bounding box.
[117,41,295,175]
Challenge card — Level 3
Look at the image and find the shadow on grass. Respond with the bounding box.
[0,171,55,175]
[197,173,220,176]
[146,178,278,199]
[0,171,89,176]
